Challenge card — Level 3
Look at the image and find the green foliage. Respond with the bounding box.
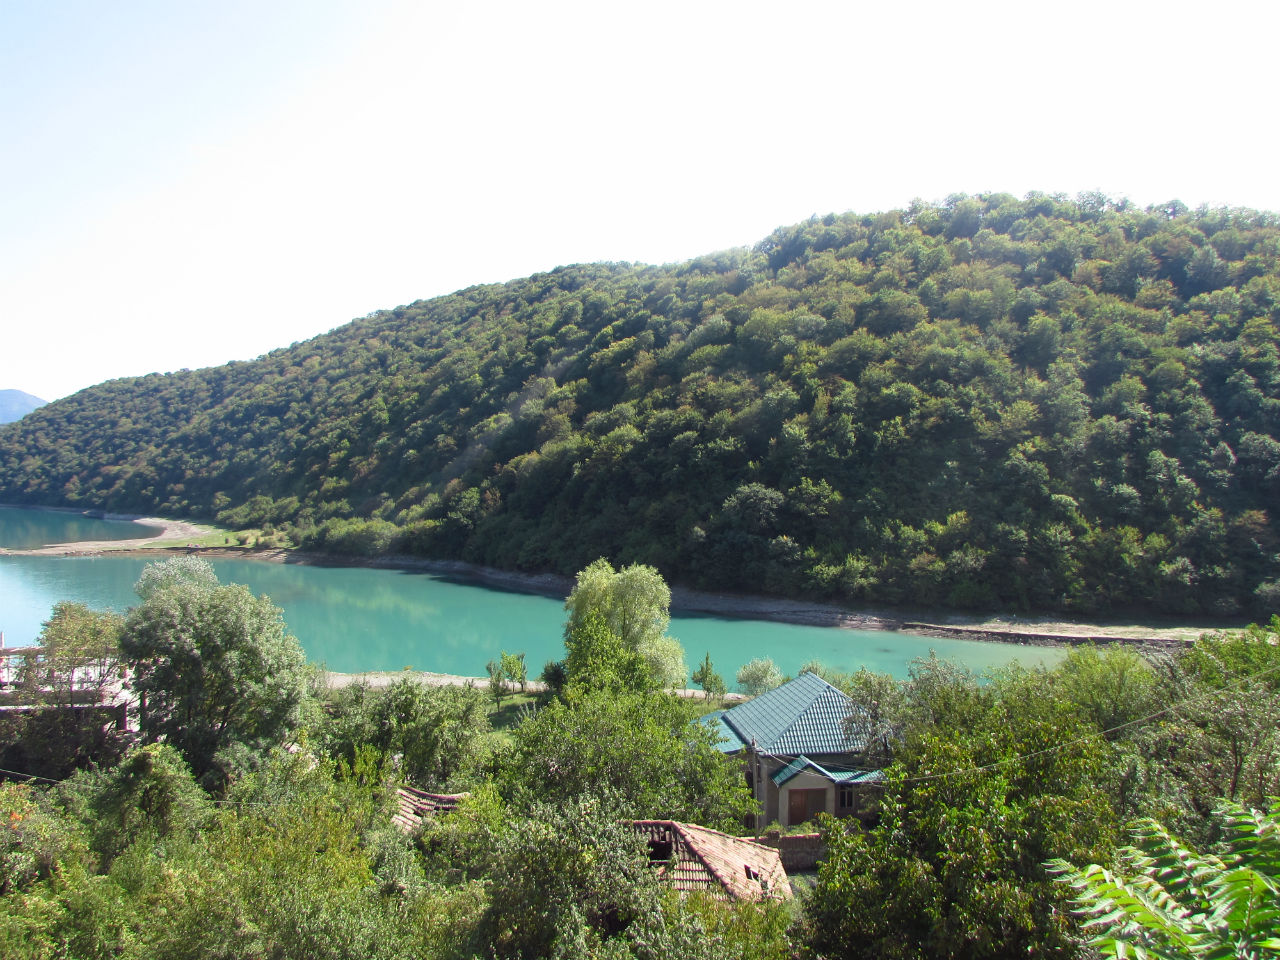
[664,893,796,960]
[803,661,1120,960]
[539,658,567,696]
[1054,643,1162,737]
[58,743,210,868]
[498,649,527,692]
[0,753,468,960]
[838,666,907,765]
[736,657,783,697]
[486,658,509,708]
[319,677,491,789]
[1144,618,1280,824]
[414,782,508,881]
[564,559,686,688]
[1,601,129,780]
[0,782,89,896]
[133,556,219,600]
[121,559,311,789]
[494,688,754,831]
[472,793,658,959]
[18,601,124,707]
[1052,800,1280,960]
[691,652,727,699]
[416,788,799,960]
[564,610,653,695]
[3,197,1279,617]
[565,558,670,651]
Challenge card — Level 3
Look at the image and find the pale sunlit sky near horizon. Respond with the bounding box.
[3,0,1277,402]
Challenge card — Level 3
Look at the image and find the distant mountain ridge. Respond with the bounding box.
[0,389,46,423]
[1,193,1278,617]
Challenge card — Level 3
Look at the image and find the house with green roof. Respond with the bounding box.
[705,671,883,829]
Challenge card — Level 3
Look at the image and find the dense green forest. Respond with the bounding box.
[3,193,1279,616]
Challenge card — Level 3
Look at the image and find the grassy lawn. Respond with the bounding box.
[487,691,540,732]
[140,526,238,548]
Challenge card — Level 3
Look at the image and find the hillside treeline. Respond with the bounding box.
[3,193,1279,615]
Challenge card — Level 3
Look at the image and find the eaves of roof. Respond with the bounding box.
[771,755,885,788]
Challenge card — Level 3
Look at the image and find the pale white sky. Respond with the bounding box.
[3,0,1277,401]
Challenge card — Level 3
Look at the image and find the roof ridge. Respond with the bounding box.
[674,819,781,854]
[720,672,861,755]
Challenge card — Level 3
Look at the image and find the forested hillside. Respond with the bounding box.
[3,193,1279,616]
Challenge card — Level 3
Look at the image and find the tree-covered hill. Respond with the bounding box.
[2,193,1278,617]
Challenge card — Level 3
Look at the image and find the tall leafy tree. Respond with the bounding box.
[121,559,311,788]
[563,610,653,694]
[1145,619,1280,827]
[494,688,753,831]
[736,657,783,697]
[803,664,1119,960]
[691,652,726,699]
[18,601,124,708]
[4,602,129,778]
[320,677,490,789]
[563,559,686,688]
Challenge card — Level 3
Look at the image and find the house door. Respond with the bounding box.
[788,788,826,825]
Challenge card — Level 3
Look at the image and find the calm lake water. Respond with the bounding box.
[0,505,162,549]
[0,507,1063,679]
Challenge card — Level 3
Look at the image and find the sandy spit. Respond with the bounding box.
[0,510,211,555]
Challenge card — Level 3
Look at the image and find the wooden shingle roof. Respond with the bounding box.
[632,820,792,901]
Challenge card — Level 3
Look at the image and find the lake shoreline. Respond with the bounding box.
[318,667,748,702]
[0,510,1216,651]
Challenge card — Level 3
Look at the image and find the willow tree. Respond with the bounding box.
[563,559,686,689]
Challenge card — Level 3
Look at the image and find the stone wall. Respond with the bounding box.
[754,830,826,872]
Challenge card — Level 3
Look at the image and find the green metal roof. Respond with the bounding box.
[771,755,886,788]
[702,710,747,753]
[720,672,868,757]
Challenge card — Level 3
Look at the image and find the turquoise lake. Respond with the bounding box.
[0,507,1063,679]
[0,506,162,549]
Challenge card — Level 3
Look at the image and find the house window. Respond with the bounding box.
[838,785,855,809]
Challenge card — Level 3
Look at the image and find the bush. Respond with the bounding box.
[736,658,783,697]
